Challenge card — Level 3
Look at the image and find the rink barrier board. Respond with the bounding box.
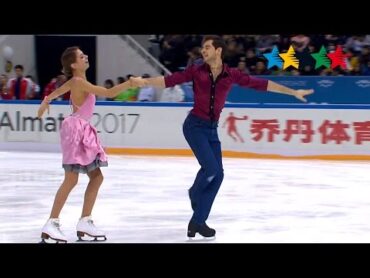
[2,101,370,161]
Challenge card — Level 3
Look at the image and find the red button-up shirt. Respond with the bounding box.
[164,62,268,121]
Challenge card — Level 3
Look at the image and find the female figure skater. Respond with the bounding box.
[38,46,145,242]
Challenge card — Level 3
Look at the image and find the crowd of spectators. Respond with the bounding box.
[2,35,370,101]
[149,34,370,76]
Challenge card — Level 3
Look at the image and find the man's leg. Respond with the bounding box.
[188,168,204,210]
[183,122,222,224]
[197,134,224,223]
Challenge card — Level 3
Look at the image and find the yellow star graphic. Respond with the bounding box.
[279,45,299,70]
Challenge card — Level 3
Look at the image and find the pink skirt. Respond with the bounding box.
[60,116,108,173]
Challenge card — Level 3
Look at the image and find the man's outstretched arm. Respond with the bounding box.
[267,80,314,102]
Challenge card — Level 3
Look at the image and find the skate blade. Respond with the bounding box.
[76,235,107,242]
[40,233,67,243]
[186,234,216,242]
[39,238,67,244]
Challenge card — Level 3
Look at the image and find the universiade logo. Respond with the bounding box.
[317,80,334,88]
[263,45,349,70]
[356,80,370,88]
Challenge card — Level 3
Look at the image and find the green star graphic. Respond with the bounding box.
[311,46,331,69]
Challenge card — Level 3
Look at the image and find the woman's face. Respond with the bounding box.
[73,49,90,71]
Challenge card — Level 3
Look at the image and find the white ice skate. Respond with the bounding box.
[76,216,107,241]
[40,218,67,243]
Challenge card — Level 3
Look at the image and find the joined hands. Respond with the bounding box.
[130,76,148,88]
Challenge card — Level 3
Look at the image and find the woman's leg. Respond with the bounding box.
[81,168,104,217]
[49,171,79,218]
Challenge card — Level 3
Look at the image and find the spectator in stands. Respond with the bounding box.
[138,74,155,101]
[115,74,139,102]
[140,35,314,239]
[155,34,370,76]
[105,79,114,88]
[6,65,32,100]
[103,79,115,101]
[252,61,270,75]
[25,75,41,100]
[186,47,202,67]
[360,46,370,75]
[159,35,188,72]
[345,35,370,54]
[236,59,249,74]
[43,74,68,100]
[244,48,258,72]
[291,34,310,52]
[0,74,10,100]
[224,38,244,67]
[255,35,277,54]
[362,60,370,75]
[117,76,125,84]
[160,84,185,102]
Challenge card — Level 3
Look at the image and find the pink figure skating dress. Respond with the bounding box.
[60,92,107,173]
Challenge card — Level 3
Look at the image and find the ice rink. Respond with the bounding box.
[1,150,370,243]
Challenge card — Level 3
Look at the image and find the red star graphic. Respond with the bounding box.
[327,46,349,70]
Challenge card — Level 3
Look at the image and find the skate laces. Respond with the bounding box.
[50,219,65,234]
[52,221,61,229]
[79,216,100,231]
[87,219,95,226]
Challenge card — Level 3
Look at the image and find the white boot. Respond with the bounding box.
[76,216,106,241]
[41,218,67,243]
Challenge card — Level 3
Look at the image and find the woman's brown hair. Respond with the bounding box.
[61,46,79,79]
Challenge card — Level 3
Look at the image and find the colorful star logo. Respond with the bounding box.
[311,46,331,69]
[279,46,299,70]
[261,44,349,71]
[263,46,283,69]
[327,45,349,70]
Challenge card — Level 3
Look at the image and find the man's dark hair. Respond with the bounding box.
[14,65,24,71]
[202,35,226,60]
[117,76,125,84]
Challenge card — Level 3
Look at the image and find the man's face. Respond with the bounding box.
[201,40,217,63]
[15,68,23,78]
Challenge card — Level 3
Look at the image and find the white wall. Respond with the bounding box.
[0,35,160,91]
[0,35,36,80]
[96,35,160,86]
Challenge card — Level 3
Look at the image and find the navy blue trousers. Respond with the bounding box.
[183,113,224,224]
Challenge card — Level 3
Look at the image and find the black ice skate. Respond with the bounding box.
[187,220,216,239]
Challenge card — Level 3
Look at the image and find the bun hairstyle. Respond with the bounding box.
[61,46,79,79]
